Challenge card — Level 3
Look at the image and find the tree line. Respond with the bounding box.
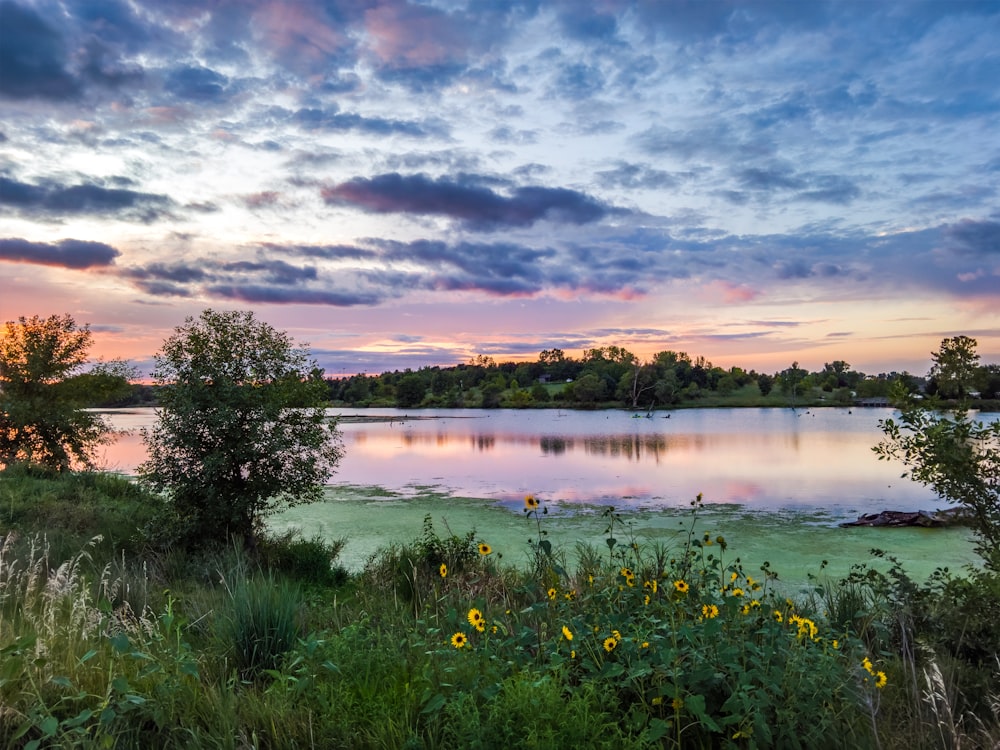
[326,337,999,410]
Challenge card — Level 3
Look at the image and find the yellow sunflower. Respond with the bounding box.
[451,632,468,649]
[478,542,492,555]
[562,625,573,641]
[524,494,539,510]
[603,636,618,653]
[674,579,689,594]
[439,563,447,578]
[467,608,484,629]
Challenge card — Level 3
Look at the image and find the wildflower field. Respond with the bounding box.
[1,470,998,749]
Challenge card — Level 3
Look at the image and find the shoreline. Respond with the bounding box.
[269,483,980,592]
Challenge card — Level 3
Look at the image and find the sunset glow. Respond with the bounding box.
[1,1,997,376]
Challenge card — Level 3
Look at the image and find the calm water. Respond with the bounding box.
[97,406,990,580]
[100,406,960,521]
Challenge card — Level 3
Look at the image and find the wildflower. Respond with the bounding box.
[524,494,539,510]
[875,671,887,689]
[644,594,651,606]
[730,572,738,583]
[478,542,492,556]
[644,579,658,593]
[740,604,750,615]
[588,574,594,586]
[603,636,618,653]
[547,587,557,601]
[620,567,633,578]
[564,590,576,601]
[626,574,636,587]
[832,639,839,650]
[671,697,684,711]
[674,579,689,594]
[773,610,783,623]
[612,629,622,640]
[732,587,744,597]
[701,604,719,619]
[439,563,447,578]
[750,599,761,609]
[562,625,573,641]
[570,650,576,659]
[451,632,468,649]
[467,608,485,631]
[862,657,874,674]
[641,641,649,649]
[491,625,498,634]
[651,697,663,706]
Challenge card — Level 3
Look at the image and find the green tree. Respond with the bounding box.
[0,314,134,471]
[139,309,342,548]
[876,395,1000,571]
[930,335,979,399]
[395,372,427,408]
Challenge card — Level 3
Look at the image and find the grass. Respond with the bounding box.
[0,471,997,748]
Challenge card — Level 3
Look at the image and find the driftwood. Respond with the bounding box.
[840,507,972,528]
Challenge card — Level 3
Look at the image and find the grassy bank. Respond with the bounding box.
[1,470,998,748]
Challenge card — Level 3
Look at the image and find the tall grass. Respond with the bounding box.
[1,470,998,748]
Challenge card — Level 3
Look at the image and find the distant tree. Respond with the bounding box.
[139,309,342,549]
[756,374,774,397]
[571,373,607,404]
[0,314,134,471]
[930,336,980,399]
[396,373,426,408]
[530,383,551,402]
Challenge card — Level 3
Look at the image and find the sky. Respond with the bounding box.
[1,0,998,379]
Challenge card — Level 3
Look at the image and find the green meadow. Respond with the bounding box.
[1,468,998,749]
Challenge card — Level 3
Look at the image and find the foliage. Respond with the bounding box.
[0,314,135,471]
[139,309,343,549]
[218,574,303,679]
[2,470,999,748]
[876,399,1000,570]
[930,335,980,399]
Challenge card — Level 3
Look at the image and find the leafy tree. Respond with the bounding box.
[0,314,134,471]
[756,373,774,397]
[930,335,980,399]
[139,309,342,548]
[876,394,1000,571]
[395,372,426,408]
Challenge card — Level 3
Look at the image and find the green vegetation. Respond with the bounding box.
[0,472,997,749]
[0,314,135,471]
[327,341,999,411]
[138,309,343,550]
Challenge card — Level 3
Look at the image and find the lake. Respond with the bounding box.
[97,407,988,586]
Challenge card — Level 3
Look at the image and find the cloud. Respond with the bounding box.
[163,64,233,102]
[206,284,382,307]
[596,162,680,190]
[292,106,446,138]
[0,1,79,99]
[0,237,119,268]
[321,173,615,229]
[944,219,1000,255]
[0,176,173,222]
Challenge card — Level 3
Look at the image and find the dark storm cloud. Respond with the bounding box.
[321,173,615,229]
[0,237,119,268]
[0,1,79,99]
[0,176,173,221]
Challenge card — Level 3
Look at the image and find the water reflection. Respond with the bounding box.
[93,406,978,518]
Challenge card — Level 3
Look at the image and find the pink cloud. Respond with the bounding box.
[701,280,761,304]
[363,2,465,68]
